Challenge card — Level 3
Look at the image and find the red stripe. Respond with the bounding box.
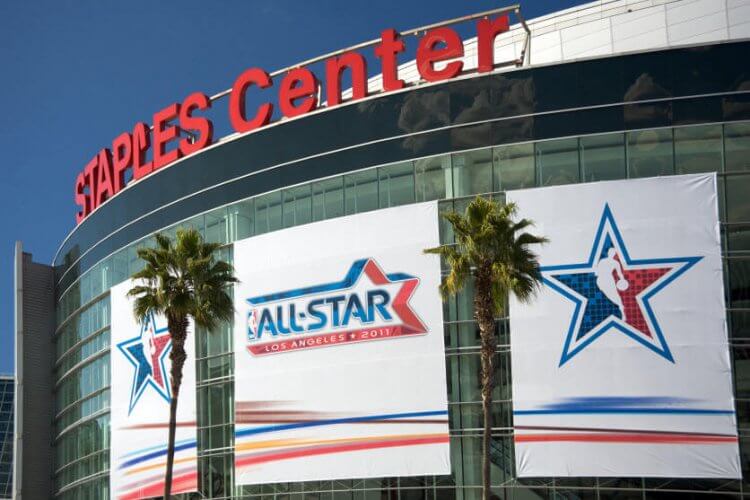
[117,472,197,500]
[515,433,738,444]
[236,435,449,468]
[123,421,196,429]
[235,417,449,424]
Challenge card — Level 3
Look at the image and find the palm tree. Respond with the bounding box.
[128,228,237,499]
[425,196,546,500]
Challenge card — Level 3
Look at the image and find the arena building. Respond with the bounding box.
[13,0,750,498]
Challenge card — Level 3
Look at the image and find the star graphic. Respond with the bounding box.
[542,204,701,367]
[117,312,172,414]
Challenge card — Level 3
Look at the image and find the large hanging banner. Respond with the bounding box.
[233,201,450,485]
[110,280,198,499]
[508,173,740,478]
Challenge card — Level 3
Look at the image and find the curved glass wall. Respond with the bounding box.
[53,40,750,290]
[52,119,750,498]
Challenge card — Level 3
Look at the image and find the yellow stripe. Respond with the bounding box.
[235,433,448,454]
[126,433,448,475]
[124,454,196,476]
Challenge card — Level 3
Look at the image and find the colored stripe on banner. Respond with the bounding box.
[515,433,738,444]
[117,471,197,500]
[513,408,735,416]
[118,410,448,470]
[234,410,448,439]
[235,434,450,468]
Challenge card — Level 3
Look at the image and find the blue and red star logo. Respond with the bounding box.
[117,312,172,414]
[244,258,427,356]
[543,205,701,367]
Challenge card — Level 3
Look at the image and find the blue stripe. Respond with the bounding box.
[119,440,196,470]
[118,409,448,470]
[120,436,195,458]
[386,272,415,281]
[235,410,449,439]
[514,408,735,416]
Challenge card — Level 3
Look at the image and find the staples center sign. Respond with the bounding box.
[72,16,510,224]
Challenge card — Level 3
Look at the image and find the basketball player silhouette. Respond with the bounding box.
[596,247,629,321]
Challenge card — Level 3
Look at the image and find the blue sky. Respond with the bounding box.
[0,0,587,374]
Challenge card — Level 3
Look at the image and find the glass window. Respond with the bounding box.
[737,400,750,431]
[254,191,282,235]
[674,125,723,174]
[196,320,232,359]
[725,122,750,172]
[416,155,452,202]
[228,199,254,242]
[161,224,179,242]
[79,272,92,306]
[627,128,674,178]
[204,208,228,245]
[378,162,415,208]
[127,242,145,277]
[536,138,580,186]
[344,169,378,215]
[726,174,750,223]
[197,353,233,382]
[312,177,344,222]
[728,225,750,254]
[438,200,455,247]
[111,247,129,285]
[199,452,233,498]
[731,311,750,340]
[181,214,205,236]
[493,143,534,191]
[729,259,750,308]
[197,381,234,433]
[580,133,626,182]
[282,184,312,228]
[452,149,492,197]
[734,347,750,399]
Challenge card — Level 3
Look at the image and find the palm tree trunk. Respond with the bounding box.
[164,315,189,499]
[165,387,179,499]
[474,269,496,500]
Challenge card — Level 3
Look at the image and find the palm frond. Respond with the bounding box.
[127,227,237,333]
[426,196,547,316]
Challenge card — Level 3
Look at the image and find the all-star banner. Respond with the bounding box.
[110,280,198,499]
[508,173,740,478]
[233,201,450,485]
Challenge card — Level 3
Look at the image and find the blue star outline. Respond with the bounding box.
[116,312,172,415]
[542,204,702,367]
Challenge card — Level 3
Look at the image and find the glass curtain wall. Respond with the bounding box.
[53,121,750,499]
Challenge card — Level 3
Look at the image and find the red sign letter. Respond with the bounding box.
[416,27,464,82]
[229,68,273,133]
[83,156,98,211]
[477,15,510,73]
[112,132,132,193]
[279,68,318,118]
[153,103,182,170]
[132,122,153,181]
[374,29,405,91]
[179,92,213,156]
[325,52,368,107]
[75,171,89,224]
[96,149,114,206]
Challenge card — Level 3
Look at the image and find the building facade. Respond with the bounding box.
[14,0,750,498]
[0,376,12,500]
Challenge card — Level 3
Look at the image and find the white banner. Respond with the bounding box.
[233,201,450,485]
[110,280,198,499]
[508,173,740,478]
